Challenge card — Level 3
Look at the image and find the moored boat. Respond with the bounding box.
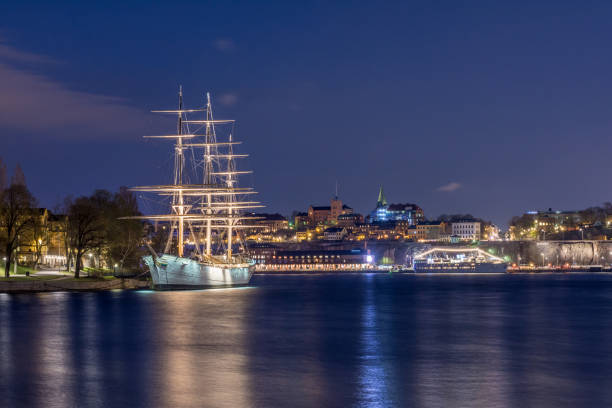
[412,247,508,274]
[125,88,262,289]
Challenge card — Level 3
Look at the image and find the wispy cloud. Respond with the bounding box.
[212,38,235,52]
[436,182,462,192]
[0,39,150,138]
[0,42,56,64]
[217,92,238,107]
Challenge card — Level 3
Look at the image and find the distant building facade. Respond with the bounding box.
[452,221,481,241]
[308,196,353,225]
[369,186,423,225]
[294,212,309,230]
[416,221,446,241]
[337,213,364,228]
[323,227,347,241]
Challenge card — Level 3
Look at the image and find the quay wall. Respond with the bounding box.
[478,241,612,266]
[257,241,612,266]
[0,278,150,293]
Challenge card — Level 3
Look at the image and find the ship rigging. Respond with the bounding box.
[128,87,262,266]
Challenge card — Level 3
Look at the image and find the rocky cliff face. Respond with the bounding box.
[479,241,612,266]
[253,240,612,266]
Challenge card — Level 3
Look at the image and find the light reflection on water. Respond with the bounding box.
[358,274,388,407]
[2,274,612,407]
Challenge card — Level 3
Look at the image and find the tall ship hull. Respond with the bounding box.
[143,255,255,289]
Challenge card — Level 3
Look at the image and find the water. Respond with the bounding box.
[2,274,612,408]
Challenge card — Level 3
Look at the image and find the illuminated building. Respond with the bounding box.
[46,212,68,266]
[526,208,582,225]
[323,227,347,241]
[294,212,309,229]
[307,196,353,225]
[368,186,424,225]
[451,221,481,241]
[245,213,288,233]
[337,213,364,227]
[250,248,374,271]
[403,225,417,241]
[483,224,501,241]
[7,208,68,267]
[416,221,446,241]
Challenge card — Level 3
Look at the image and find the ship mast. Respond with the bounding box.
[204,93,214,256]
[126,88,264,261]
[176,86,185,257]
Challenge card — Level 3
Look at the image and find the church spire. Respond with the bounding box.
[377,186,387,207]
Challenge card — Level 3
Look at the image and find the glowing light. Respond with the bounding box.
[414,247,505,262]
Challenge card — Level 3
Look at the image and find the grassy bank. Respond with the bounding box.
[0,261,38,276]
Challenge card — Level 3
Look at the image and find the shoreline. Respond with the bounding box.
[3,269,612,294]
[0,277,150,293]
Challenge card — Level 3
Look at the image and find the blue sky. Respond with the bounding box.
[1,1,611,226]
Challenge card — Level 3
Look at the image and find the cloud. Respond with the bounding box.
[0,40,150,138]
[217,92,239,107]
[0,42,56,64]
[436,182,462,192]
[212,38,235,52]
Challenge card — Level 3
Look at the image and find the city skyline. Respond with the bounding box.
[2,1,612,227]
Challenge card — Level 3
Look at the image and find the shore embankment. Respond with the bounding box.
[0,277,150,293]
[253,240,612,266]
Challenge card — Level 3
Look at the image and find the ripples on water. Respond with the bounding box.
[2,274,612,407]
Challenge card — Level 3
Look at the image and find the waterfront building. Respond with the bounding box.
[416,221,446,242]
[452,221,481,241]
[250,247,373,271]
[368,186,424,225]
[403,225,418,241]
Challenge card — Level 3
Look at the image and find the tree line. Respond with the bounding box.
[0,159,144,278]
[509,203,612,240]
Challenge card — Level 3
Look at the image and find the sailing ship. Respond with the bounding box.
[128,87,262,289]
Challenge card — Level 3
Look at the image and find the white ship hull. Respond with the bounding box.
[143,254,255,289]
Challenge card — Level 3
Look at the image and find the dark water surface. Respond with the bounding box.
[2,274,612,408]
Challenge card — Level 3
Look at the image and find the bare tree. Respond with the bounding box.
[109,187,143,274]
[0,184,37,277]
[54,197,73,272]
[67,196,104,278]
[26,209,49,270]
[0,158,7,190]
[12,164,26,187]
